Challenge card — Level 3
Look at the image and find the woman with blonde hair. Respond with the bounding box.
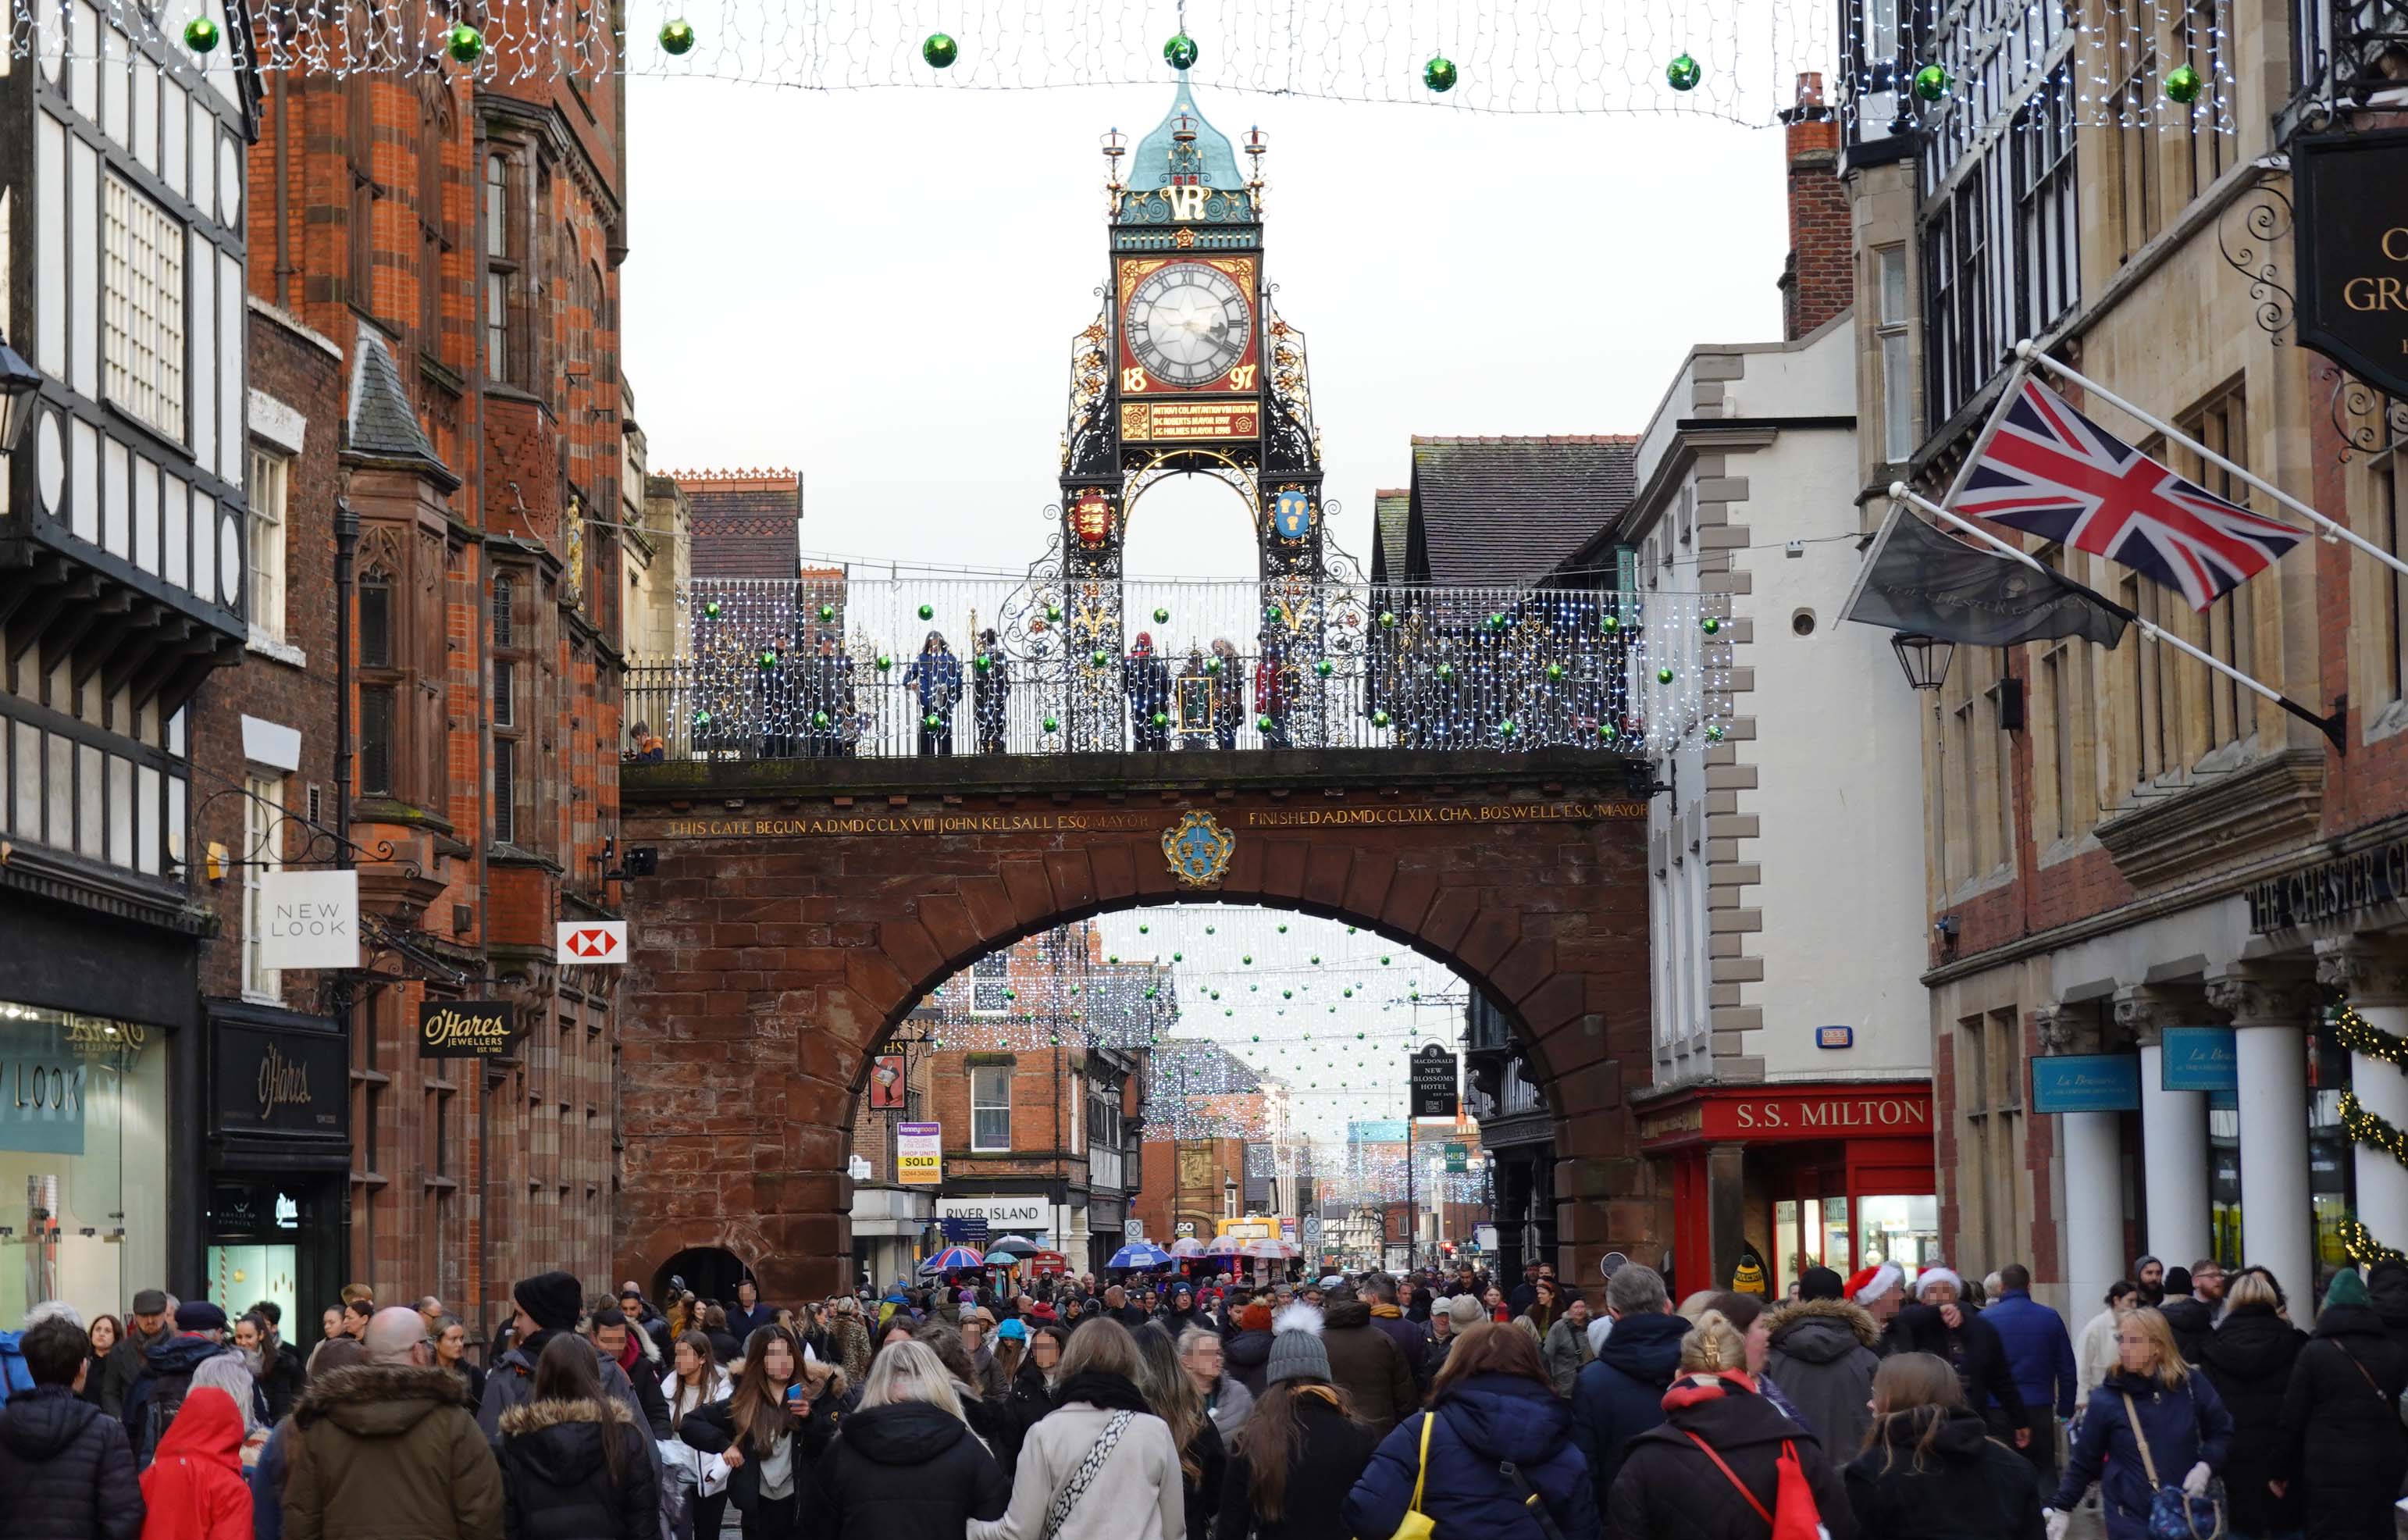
[820,1339,1009,1540]
[1843,1353,2042,1540]
[2198,1267,2306,1540]
[1605,1310,1856,1540]
[2047,1306,2230,1540]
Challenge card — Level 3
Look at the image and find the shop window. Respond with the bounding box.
[971,1065,1011,1152]
[1858,1195,1939,1285]
[1958,1008,2026,1264]
[2308,1014,2355,1286]
[2171,386,2260,754]
[248,447,289,643]
[0,1004,168,1311]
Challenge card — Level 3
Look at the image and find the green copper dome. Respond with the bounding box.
[1127,73,1245,191]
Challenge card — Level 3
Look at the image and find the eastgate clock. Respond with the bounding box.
[1124,261,1253,387]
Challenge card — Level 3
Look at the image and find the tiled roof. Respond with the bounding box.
[1406,435,1638,586]
[676,469,802,579]
[1372,489,1410,584]
[344,330,449,474]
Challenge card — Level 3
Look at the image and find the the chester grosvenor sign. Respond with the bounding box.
[2247,837,2408,933]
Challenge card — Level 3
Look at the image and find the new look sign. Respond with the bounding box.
[258,871,359,970]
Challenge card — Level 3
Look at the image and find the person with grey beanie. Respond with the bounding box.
[1213,1305,1379,1540]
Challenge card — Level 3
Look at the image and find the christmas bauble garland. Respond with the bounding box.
[2328,1000,2408,1262]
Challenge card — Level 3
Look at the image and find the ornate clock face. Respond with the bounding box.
[1125,262,1253,387]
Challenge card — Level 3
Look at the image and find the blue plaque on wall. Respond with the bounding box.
[2160,1027,2239,1093]
[2030,1053,2141,1114]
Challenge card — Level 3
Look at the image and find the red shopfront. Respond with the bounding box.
[1639,1082,1938,1300]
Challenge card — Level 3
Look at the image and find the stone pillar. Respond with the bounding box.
[2118,989,2209,1268]
[2208,968,2321,1296]
[2319,941,2408,1253]
[1708,1141,1748,1295]
[2040,1004,2124,1319]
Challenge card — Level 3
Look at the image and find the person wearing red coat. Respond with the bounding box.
[137,1387,253,1540]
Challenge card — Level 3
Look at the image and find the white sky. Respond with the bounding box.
[619,77,1794,579]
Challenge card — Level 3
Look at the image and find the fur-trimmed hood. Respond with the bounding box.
[1765,1296,1882,1357]
[498,1395,637,1436]
[498,1396,641,1491]
[294,1363,471,1438]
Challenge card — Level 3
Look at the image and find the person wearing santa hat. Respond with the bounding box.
[1883,1266,2032,1453]
[1843,1262,1907,1326]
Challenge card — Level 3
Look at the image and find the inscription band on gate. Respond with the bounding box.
[657,799,1649,841]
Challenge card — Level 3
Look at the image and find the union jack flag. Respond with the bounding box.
[1957,376,2304,611]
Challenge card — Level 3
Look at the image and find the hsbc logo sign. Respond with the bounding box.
[556,921,628,964]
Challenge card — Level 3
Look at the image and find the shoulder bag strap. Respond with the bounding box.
[2120,1391,2161,1488]
[1042,1410,1135,1540]
[1684,1431,1776,1532]
[2329,1339,2386,1399]
[1499,1457,1569,1540]
[1409,1412,1435,1515]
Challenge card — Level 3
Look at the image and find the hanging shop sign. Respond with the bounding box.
[210,1024,347,1139]
[1409,1043,1459,1118]
[556,920,628,964]
[258,870,359,970]
[1444,1142,1468,1172]
[1271,488,1313,540]
[2293,130,2408,400]
[2160,1027,2239,1093]
[2029,1053,2141,1114]
[419,1000,518,1060]
[868,1053,907,1110]
[896,1122,942,1185]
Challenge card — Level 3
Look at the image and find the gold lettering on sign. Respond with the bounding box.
[1163,184,1211,221]
[422,1007,516,1053]
[654,802,1646,841]
[255,1043,312,1120]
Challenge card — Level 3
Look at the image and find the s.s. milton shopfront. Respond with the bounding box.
[1639,1082,1936,1299]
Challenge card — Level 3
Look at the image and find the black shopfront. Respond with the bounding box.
[202,1001,349,1331]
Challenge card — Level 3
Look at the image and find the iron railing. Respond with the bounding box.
[624,576,1729,763]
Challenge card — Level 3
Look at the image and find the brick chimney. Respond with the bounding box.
[1779,73,1851,341]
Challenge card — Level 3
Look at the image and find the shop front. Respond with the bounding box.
[1639,1081,1937,1299]
[201,1003,349,1328]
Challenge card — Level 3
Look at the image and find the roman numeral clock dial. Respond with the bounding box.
[1124,262,1253,387]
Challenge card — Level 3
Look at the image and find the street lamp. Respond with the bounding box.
[0,330,42,455]
[1890,632,1955,693]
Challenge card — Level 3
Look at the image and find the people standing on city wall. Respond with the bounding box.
[2196,1267,2306,1540]
[2274,1267,2408,1540]
[972,629,1010,756]
[0,1311,145,1540]
[493,1334,658,1540]
[2046,1307,2229,1540]
[970,1318,1184,1540]
[903,632,962,757]
[820,1340,1008,1540]
[671,1325,839,1540]
[1213,1310,1377,1540]
[1842,1353,2042,1540]
[1760,1266,1883,1467]
[1605,1309,1851,1540]
[1135,1323,1226,1540]
[1124,633,1172,751]
[280,1307,502,1540]
[1345,1322,1598,1540]
[1208,640,1244,750]
[1982,1264,2077,1483]
[135,1385,254,1540]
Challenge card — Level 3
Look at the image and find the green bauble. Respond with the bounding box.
[875,654,892,672]
[1423,55,1458,92]
[1003,988,1016,1000]
[1091,648,1110,667]
[693,710,712,726]
[1042,715,1059,733]
[1912,63,1950,100]
[1598,722,1618,743]
[973,652,992,673]
[1204,656,1221,674]
[818,603,836,622]
[446,23,484,62]
[1498,718,1519,738]
[1278,925,1287,932]
[1151,711,1168,727]
[1314,658,1334,677]
[1546,661,1565,681]
[1256,715,1272,732]
[811,710,831,729]
[1264,605,1284,622]
[922,31,959,69]
[1488,611,1508,631]
[917,603,934,620]
[2164,63,2203,103]
[1283,990,1291,1000]
[1706,724,1727,743]
[923,711,942,729]
[658,18,696,55]
[704,600,721,618]
[1379,611,1396,628]
[1373,708,1391,728]
[1163,31,1199,70]
[1701,615,1721,634]
[183,16,220,52]
[1437,661,1455,681]
[1241,954,1253,964]
[1666,52,1701,91]
[1603,613,1621,633]
[1657,666,1676,684]
[1153,607,1170,624]
[1045,603,1063,622]
[758,649,778,669]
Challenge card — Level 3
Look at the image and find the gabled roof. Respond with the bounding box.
[1402,435,1638,586]
[1371,489,1410,584]
[1127,74,1245,191]
[343,329,458,488]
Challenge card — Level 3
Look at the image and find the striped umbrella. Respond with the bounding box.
[919,1244,985,1273]
[1107,1240,1174,1270]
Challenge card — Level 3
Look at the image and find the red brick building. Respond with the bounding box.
[231,27,632,1329]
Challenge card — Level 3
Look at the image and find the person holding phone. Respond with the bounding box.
[672,1324,839,1540]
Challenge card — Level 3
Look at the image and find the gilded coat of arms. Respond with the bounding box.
[1162,810,1235,887]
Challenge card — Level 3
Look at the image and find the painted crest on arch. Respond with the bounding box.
[1162,810,1236,887]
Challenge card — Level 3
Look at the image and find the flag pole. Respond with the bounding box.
[2014,340,2408,582]
[1888,483,2345,749]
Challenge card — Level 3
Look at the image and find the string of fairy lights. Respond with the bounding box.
[914,906,1491,1204]
[9,0,2238,133]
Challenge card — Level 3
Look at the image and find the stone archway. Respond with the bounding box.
[615,750,1657,1300]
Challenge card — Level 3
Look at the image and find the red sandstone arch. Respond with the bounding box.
[616,763,1656,1301]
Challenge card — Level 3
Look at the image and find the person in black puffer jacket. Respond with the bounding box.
[1843,1353,2040,1540]
[2155,1269,2214,1368]
[2276,1268,2408,1540]
[1608,1310,1854,1540]
[2197,1267,2307,1540]
[2364,1257,2408,1362]
[821,1341,1008,1540]
[0,1314,145,1540]
[493,1335,660,1540]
